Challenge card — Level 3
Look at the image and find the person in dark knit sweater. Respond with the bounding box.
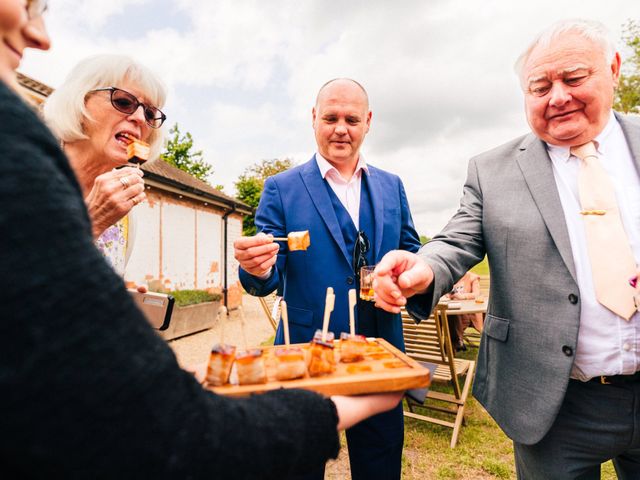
[0,2,402,478]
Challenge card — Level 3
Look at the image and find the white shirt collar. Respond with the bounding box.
[546,111,617,162]
[315,152,369,181]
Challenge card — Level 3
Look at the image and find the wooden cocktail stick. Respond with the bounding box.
[281,300,290,345]
[348,289,357,336]
[238,306,248,351]
[218,305,228,345]
[322,287,335,343]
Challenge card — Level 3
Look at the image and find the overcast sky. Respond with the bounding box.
[19,1,637,236]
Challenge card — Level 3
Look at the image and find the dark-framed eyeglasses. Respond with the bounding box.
[352,230,370,276]
[90,87,166,129]
[26,0,48,19]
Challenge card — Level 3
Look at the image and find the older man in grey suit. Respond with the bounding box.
[374,19,640,479]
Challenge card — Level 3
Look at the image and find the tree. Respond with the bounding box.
[614,20,640,114]
[419,235,431,245]
[160,123,214,183]
[234,158,294,235]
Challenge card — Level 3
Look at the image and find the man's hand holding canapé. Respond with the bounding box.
[372,251,435,313]
[234,233,280,277]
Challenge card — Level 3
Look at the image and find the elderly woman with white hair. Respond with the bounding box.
[44,54,166,275]
[1,4,403,476]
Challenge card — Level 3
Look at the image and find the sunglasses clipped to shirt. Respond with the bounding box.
[352,230,371,278]
[91,87,167,129]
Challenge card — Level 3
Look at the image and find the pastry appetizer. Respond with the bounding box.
[274,346,307,381]
[287,230,310,251]
[307,330,336,377]
[206,343,236,386]
[122,133,150,165]
[339,332,367,363]
[235,349,268,385]
[272,231,311,252]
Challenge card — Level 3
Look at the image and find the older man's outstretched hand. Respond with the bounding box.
[373,251,433,313]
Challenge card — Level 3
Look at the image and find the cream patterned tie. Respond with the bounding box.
[572,141,637,320]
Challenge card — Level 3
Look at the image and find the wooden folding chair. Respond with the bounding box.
[478,274,491,298]
[257,292,281,332]
[463,274,490,347]
[402,304,476,448]
[462,327,482,349]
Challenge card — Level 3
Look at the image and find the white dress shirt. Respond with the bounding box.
[547,113,640,380]
[315,153,369,230]
[256,154,368,280]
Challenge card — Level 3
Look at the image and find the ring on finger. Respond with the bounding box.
[131,196,139,206]
[120,176,130,189]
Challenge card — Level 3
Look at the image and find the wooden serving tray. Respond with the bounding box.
[207,338,431,397]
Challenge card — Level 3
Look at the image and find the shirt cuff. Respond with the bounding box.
[256,267,273,280]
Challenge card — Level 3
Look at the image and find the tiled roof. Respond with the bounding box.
[141,159,252,214]
[16,72,53,97]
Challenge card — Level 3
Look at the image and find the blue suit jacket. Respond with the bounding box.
[240,156,421,349]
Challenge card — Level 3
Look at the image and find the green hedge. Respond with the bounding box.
[169,290,222,307]
[470,256,490,276]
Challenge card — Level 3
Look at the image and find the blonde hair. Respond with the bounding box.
[43,54,167,159]
[514,19,617,83]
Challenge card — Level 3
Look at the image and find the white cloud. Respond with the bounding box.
[19,0,636,237]
[53,0,152,30]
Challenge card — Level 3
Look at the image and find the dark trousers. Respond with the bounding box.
[514,378,640,479]
[290,402,404,480]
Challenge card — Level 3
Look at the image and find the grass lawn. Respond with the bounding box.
[398,346,516,479]
[470,256,490,276]
[327,345,619,479]
[326,347,516,479]
[399,344,619,479]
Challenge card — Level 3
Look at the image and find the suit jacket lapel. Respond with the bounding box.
[365,168,385,260]
[516,135,578,283]
[617,112,640,172]
[299,156,352,267]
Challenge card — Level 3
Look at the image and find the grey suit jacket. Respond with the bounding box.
[407,112,640,445]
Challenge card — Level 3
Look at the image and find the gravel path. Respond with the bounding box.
[168,294,275,368]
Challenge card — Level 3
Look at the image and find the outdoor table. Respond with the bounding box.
[444,299,488,316]
[437,299,488,349]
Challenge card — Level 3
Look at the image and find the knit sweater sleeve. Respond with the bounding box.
[0,83,339,479]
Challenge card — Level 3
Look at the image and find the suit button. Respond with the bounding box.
[568,294,578,304]
[347,276,354,285]
[562,345,573,356]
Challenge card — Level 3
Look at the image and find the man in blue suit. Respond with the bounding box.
[234,78,421,479]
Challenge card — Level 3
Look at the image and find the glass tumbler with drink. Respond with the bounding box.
[359,265,375,301]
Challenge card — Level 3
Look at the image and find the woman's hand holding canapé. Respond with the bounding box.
[85,166,145,238]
